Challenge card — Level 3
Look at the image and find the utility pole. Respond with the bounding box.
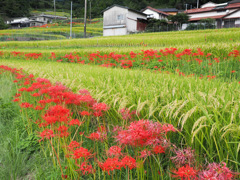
[54,0,56,22]
[70,1,72,39]
[185,4,188,11]
[197,0,199,8]
[84,0,87,38]
[89,0,91,24]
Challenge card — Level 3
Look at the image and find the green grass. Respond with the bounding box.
[0,72,62,179]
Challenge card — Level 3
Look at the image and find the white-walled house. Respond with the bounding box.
[6,14,68,28]
[141,6,168,20]
[6,17,30,28]
[103,4,148,36]
[184,0,240,28]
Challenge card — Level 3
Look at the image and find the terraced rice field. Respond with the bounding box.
[0,28,239,179]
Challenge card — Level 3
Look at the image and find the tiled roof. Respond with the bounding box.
[142,6,169,16]
[189,15,225,21]
[185,7,214,14]
[103,4,147,16]
[229,0,240,4]
[158,8,178,12]
[225,2,240,8]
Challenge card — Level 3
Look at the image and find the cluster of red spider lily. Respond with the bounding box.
[0,65,238,179]
[29,23,58,28]
[4,48,240,80]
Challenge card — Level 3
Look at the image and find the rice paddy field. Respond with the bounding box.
[0,18,103,41]
[0,28,240,179]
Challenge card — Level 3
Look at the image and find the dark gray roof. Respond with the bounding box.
[103,4,147,16]
[228,0,240,4]
[157,8,178,12]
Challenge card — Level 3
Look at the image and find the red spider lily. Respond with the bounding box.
[68,119,84,126]
[152,145,165,154]
[73,147,92,159]
[98,157,123,175]
[139,149,151,158]
[121,156,136,170]
[108,146,122,157]
[162,124,176,133]
[93,111,103,117]
[198,162,234,180]
[20,102,33,108]
[228,50,239,57]
[76,162,95,175]
[49,52,56,60]
[12,98,20,102]
[92,102,109,112]
[79,89,90,95]
[43,105,70,125]
[39,129,55,141]
[61,175,68,179]
[116,119,176,147]
[172,165,197,180]
[35,105,44,110]
[171,147,195,167]
[86,132,101,141]
[231,70,236,73]
[67,141,81,152]
[80,111,90,116]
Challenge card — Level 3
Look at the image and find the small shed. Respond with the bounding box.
[103,4,148,36]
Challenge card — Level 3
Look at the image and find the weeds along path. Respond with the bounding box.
[1,58,240,170]
[0,72,61,179]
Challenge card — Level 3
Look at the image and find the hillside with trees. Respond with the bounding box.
[0,0,230,19]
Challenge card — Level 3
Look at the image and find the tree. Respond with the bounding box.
[0,16,8,30]
[168,13,189,30]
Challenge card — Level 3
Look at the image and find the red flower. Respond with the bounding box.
[172,165,197,179]
[108,146,122,157]
[69,119,84,126]
[92,102,109,112]
[39,129,54,141]
[77,162,95,175]
[121,156,136,170]
[12,98,20,102]
[73,147,92,159]
[152,145,165,154]
[86,132,100,141]
[80,111,90,116]
[20,102,33,108]
[139,149,151,158]
[98,157,122,175]
[67,141,80,151]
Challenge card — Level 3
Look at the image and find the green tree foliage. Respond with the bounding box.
[0,0,233,19]
[0,16,8,30]
[0,0,30,18]
[168,13,189,29]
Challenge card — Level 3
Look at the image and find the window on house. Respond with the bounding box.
[117,14,124,20]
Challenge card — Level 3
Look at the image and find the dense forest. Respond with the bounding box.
[0,0,229,18]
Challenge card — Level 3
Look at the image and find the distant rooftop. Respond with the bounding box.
[103,4,147,16]
[157,8,178,12]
